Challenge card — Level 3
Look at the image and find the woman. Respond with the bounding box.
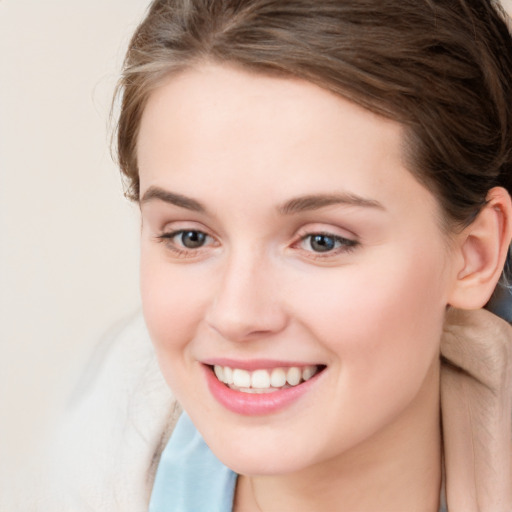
[115,0,512,510]
[17,0,512,511]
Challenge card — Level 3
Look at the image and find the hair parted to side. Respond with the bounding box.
[115,0,512,231]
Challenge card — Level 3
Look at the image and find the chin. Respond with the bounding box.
[198,422,318,476]
[215,446,306,476]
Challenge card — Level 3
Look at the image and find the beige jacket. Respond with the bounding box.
[6,308,512,511]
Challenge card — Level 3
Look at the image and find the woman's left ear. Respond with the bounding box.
[448,187,512,310]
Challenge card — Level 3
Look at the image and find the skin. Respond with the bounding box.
[136,63,463,511]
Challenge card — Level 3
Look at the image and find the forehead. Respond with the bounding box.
[136,64,437,221]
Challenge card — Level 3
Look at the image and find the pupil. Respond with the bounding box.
[310,234,335,252]
[182,231,206,248]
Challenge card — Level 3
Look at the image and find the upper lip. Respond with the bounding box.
[201,358,325,371]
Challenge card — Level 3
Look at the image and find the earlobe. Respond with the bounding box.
[448,187,512,310]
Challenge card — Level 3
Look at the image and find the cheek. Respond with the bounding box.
[279,250,448,455]
[139,247,208,364]
[291,245,448,390]
[139,249,218,412]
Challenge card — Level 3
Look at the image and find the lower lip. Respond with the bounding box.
[203,365,323,416]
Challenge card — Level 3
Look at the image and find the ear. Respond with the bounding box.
[448,187,512,310]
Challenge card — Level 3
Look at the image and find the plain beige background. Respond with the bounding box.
[0,0,152,465]
[1,0,512,468]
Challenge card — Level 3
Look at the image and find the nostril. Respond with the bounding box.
[205,310,287,343]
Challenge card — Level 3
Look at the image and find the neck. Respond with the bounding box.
[235,359,442,512]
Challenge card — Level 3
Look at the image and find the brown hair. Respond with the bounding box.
[115,0,512,230]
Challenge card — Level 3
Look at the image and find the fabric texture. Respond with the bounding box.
[149,412,237,512]
[3,312,181,512]
[440,308,512,511]
[5,307,511,511]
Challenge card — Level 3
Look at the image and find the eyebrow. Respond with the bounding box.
[140,186,384,216]
[278,193,385,215]
[140,186,207,213]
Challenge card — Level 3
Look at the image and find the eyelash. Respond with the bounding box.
[155,229,360,259]
[156,229,216,258]
[296,231,359,259]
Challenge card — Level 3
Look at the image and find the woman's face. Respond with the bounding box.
[137,64,456,475]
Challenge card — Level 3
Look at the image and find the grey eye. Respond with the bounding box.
[308,234,337,252]
[179,230,207,248]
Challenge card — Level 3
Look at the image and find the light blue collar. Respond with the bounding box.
[149,412,237,512]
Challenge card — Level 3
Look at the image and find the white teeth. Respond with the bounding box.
[286,367,301,386]
[251,369,271,389]
[212,364,321,392]
[232,369,251,388]
[224,366,234,385]
[302,366,315,381]
[270,368,287,388]
[214,365,224,382]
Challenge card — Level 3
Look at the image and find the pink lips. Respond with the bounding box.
[203,363,324,416]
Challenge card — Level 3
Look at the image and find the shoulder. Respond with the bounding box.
[441,308,512,510]
[12,311,181,512]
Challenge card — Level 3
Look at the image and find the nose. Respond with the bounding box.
[205,250,288,342]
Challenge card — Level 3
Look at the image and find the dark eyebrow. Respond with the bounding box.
[140,187,383,215]
[140,186,207,213]
[278,193,385,215]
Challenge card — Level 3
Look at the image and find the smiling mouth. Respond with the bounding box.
[210,364,326,394]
